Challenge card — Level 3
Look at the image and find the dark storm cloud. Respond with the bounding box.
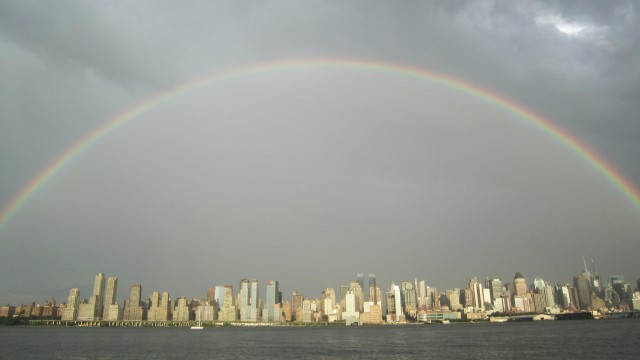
[1,0,639,304]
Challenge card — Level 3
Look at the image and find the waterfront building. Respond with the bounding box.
[544,284,557,310]
[632,292,640,311]
[513,295,529,312]
[282,301,292,322]
[560,285,572,309]
[574,273,592,310]
[173,297,191,321]
[103,277,121,321]
[393,283,403,321]
[323,297,334,318]
[123,284,145,320]
[292,291,304,321]
[417,280,427,309]
[239,279,260,322]
[302,299,312,322]
[264,280,279,321]
[196,301,217,321]
[62,288,79,321]
[218,285,237,321]
[532,291,547,313]
[0,305,16,318]
[427,287,438,309]
[401,281,417,318]
[445,288,462,311]
[482,288,492,308]
[145,291,160,321]
[469,277,485,312]
[343,291,359,325]
[42,298,58,318]
[368,303,382,324]
[386,289,395,317]
[77,273,105,321]
[147,291,171,321]
[486,278,503,304]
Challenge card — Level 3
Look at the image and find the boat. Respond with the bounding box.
[190,321,204,330]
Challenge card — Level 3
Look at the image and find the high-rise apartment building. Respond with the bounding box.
[62,288,80,321]
[393,283,403,322]
[123,284,145,320]
[172,297,191,321]
[445,288,461,311]
[77,273,105,321]
[264,280,279,321]
[417,280,427,309]
[103,277,121,321]
[401,281,417,317]
[147,291,171,321]
[240,279,259,322]
[218,285,237,321]
[469,277,485,311]
[292,291,304,321]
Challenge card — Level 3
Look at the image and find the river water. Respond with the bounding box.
[1,319,638,359]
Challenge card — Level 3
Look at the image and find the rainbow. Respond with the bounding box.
[1,58,639,233]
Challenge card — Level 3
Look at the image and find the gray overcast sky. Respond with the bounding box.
[1,0,639,305]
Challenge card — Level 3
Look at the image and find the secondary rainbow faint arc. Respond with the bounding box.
[1,58,639,233]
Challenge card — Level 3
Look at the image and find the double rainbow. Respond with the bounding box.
[1,58,639,233]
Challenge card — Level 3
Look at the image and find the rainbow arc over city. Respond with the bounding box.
[1,57,640,233]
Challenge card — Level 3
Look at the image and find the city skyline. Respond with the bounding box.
[4,261,638,313]
[4,265,639,325]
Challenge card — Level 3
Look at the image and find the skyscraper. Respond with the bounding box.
[343,290,359,325]
[469,277,485,311]
[123,284,145,320]
[401,281,417,317]
[368,274,376,302]
[77,273,105,321]
[356,273,365,296]
[240,279,259,321]
[533,277,545,291]
[514,273,527,296]
[214,285,226,309]
[417,280,427,309]
[218,285,237,321]
[62,288,79,321]
[292,291,304,321]
[264,280,279,321]
[103,276,121,321]
[393,283,403,321]
[574,273,592,310]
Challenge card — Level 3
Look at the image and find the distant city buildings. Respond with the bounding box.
[2,259,639,324]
